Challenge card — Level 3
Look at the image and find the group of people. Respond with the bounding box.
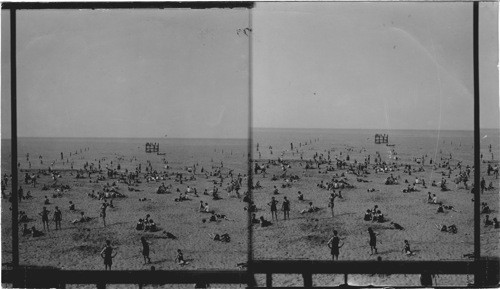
[363,205,385,223]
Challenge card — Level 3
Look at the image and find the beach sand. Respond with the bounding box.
[2,129,499,287]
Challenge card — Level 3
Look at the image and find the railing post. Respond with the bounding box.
[266,273,272,288]
[302,273,312,288]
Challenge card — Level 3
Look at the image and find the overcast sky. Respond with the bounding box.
[1,3,499,138]
[1,8,250,138]
[253,2,499,131]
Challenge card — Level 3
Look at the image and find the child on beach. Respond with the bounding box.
[368,227,378,255]
[403,240,414,256]
[100,240,118,270]
[484,215,493,226]
[175,249,188,265]
[327,230,344,260]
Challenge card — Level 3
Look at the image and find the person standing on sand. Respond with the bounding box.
[282,197,290,220]
[39,207,50,231]
[100,240,117,270]
[53,206,62,230]
[141,237,151,264]
[368,227,378,255]
[269,197,279,221]
[100,203,107,227]
[329,193,337,217]
[327,230,344,260]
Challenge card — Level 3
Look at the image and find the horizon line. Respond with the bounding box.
[1,127,498,140]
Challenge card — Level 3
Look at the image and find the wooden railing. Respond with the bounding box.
[3,259,499,288]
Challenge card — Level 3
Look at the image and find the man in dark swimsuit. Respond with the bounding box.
[368,227,378,255]
[269,197,278,221]
[40,207,50,231]
[282,197,290,220]
[53,206,62,230]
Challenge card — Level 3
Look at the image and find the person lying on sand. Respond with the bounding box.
[72,212,91,224]
[390,222,404,230]
[259,216,272,227]
[300,202,320,214]
[31,226,44,237]
[210,233,230,243]
[162,231,177,239]
[436,224,457,234]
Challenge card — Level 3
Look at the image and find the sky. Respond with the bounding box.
[1,3,499,138]
[1,8,251,138]
[253,2,499,131]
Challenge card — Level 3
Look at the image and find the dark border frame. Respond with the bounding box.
[2,1,498,288]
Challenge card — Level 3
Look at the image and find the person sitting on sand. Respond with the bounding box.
[148,219,158,232]
[136,219,144,230]
[403,240,415,256]
[364,210,372,221]
[44,196,50,205]
[199,201,205,212]
[481,203,491,214]
[251,213,260,224]
[204,203,212,213]
[175,249,187,266]
[432,194,438,204]
[484,215,493,227]
[209,212,218,222]
[437,204,444,213]
[376,210,385,223]
[22,224,31,236]
[493,218,499,229]
[297,191,304,201]
[448,224,458,234]
[391,222,404,230]
[69,201,75,211]
[259,216,272,227]
[427,192,433,203]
